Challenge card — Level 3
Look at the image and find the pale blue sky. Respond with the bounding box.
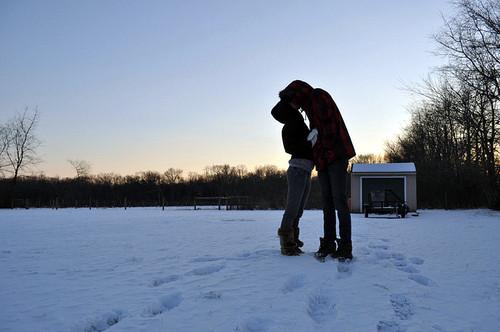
[0,0,452,177]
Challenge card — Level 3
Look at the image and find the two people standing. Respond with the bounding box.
[272,80,356,261]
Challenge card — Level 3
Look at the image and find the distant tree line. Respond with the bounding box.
[385,0,500,209]
[0,165,326,210]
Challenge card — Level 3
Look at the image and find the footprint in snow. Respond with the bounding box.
[373,251,409,267]
[77,310,127,331]
[390,294,413,320]
[391,253,406,261]
[281,274,306,294]
[375,251,393,260]
[188,256,223,263]
[369,244,390,250]
[306,289,337,323]
[150,274,182,287]
[336,258,355,277]
[237,249,276,260]
[202,290,222,299]
[143,292,182,317]
[186,263,225,276]
[398,265,420,274]
[377,320,401,332]
[409,257,424,265]
[391,253,407,267]
[408,274,436,286]
[237,316,273,332]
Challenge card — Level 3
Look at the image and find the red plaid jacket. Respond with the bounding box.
[279,80,356,171]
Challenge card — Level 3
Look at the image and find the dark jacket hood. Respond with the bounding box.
[278,80,314,111]
[271,100,304,124]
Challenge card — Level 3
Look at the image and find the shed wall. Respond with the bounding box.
[350,172,417,212]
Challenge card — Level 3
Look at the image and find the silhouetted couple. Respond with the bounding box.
[271,80,355,261]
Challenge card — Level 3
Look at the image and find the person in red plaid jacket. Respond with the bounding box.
[279,80,356,261]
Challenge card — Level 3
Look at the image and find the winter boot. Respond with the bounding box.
[335,238,353,261]
[293,227,304,253]
[314,237,336,260]
[278,228,299,256]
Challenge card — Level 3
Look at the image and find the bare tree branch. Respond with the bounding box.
[68,159,92,178]
[4,107,41,184]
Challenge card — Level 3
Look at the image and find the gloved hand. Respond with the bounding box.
[307,128,318,147]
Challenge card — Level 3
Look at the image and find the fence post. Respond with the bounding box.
[444,191,448,210]
[218,196,221,210]
[162,196,165,211]
[124,197,127,210]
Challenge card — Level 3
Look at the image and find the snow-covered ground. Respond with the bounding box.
[0,208,499,331]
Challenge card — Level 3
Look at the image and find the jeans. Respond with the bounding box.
[318,158,351,240]
[280,167,312,230]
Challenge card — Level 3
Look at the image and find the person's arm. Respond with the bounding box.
[283,123,313,155]
[315,92,340,150]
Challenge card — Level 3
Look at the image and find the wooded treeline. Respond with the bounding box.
[0,165,324,210]
[385,0,500,209]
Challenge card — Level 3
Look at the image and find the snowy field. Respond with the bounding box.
[0,208,499,332]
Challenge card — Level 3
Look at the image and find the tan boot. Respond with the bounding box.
[278,228,299,256]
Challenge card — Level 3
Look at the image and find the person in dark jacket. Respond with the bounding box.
[279,80,356,261]
[271,99,315,256]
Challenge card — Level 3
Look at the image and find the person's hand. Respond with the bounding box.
[308,129,318,147]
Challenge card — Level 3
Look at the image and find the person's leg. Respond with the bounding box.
[327,158,351,241]
[280,167,309,230]
[279,167,310,256]
[315,169,337,259]
[318,169,337,239]
[326,158,353,260]
[292,171,311,251]
[292,171,311,229]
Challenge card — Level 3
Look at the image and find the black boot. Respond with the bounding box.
[278,228,299,256]
[335,238,353,261]
[293,227,304,253]
[314,237,336,260]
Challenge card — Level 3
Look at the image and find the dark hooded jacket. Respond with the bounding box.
[279,80,356,171]
[271,100,313,161]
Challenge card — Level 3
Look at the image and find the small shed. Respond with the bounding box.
[350,163,417,213]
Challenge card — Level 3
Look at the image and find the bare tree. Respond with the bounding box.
[4,108,41,186]
[348,154,388,172]
[0,123,10,177]
[163,168,183,202]
[68,159,92,178]
[434,0,500,96]
[433,0,500,206]
[164,168,183,184]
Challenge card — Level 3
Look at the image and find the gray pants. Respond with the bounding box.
[280,167,312,230]
[318,158,351,240]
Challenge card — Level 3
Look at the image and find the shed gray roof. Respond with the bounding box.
[351,162,416,173]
